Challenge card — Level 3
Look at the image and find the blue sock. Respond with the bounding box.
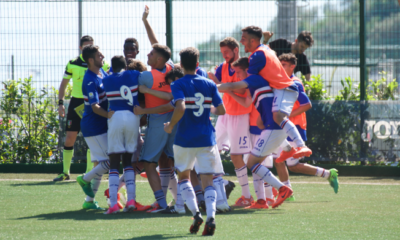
[194,184,205,202]
[154,189,168,209]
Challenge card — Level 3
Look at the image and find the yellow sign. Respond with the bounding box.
[74,103,85,118]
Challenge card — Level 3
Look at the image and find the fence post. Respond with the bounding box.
[359,0,367,159]
[78,0,83,55]
[165,0,173,60]
[11,55,14,80]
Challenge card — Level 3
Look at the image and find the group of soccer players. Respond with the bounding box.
[56,6,340,236]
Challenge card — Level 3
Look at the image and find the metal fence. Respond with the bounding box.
[0,0,399,163]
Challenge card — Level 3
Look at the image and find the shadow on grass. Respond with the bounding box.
[9,181,76,187]
[116,234,194,239]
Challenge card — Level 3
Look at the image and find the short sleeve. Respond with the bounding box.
[170,81,185,102]
[138,71,154,88]
[247,51,267,75]
[243,75,265,89]
[84,80,100,105]
[196,67,208,78]
[296,82,311,105]
[63,62,72,79]
[214,63,223,81]
[211,83,223,107]
[295,54,311,76]
[166,59,175,68]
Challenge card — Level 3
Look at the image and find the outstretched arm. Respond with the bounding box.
[139,85,173,101]
[217,81,248,92]
[142,5,158,45]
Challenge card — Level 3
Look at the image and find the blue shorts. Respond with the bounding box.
[287,125,307,142]
[139,112,177,163]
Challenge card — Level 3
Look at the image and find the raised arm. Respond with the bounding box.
[142,5,158,45]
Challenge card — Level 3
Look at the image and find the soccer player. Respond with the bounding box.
[240,26,312,163]
[217,56,293,209]
[208,37,254,207]
[273,53,339,195]
[54,35,109,182]
[76,45,112,210]
[262,31,314,80]
[109,38,140,74]
[164,47,225,235]
[102,56,141,214]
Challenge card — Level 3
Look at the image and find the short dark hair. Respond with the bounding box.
[152,44,171,61]
[232,57,249,70]
[80,35,94,47]
[220,37,239,50]
[111,55,126,72]
[278,53,297,66]
[297,31,314,47]
[82,45,99,63]
[241,26,262,40]
[124,38,139,50]
[127,59,147,72]
[179,47,199,71]
[165,67,184,85]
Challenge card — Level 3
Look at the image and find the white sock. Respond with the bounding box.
[282,180,292,189]
[316,168,330,179]
[251,163,284,190]
[124,166,136,202]
[264,183,274,199]
[168,169,178,201]
[252,172,265,200]
[83,160,110,182]
[118,173,126,191]
[280,140,292,151]
[212,176,225,206]
[280,119,305,148]
[235,165,251,198]
[175,182,185,210]
[179,179,198,215]
[223,179,229,186]
[109,169,119,207]
[159,168,171,197]
[204,186,217,221]
[218,177,228,203]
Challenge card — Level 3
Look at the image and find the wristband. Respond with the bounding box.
[58,100,64,106]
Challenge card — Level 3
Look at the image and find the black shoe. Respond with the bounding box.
[202,217,216,236]
[199,200,206,212]
[53,173,70,182]
[225,181,235,199]
[159,206,185,214]
[189,212,203,234]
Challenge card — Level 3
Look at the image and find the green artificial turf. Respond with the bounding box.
[0,174,399,239]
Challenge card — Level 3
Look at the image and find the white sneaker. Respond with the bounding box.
[216,202,230,213]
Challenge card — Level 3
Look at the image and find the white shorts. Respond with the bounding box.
[84,133,108,162]
[272,141,300,167]
[107,111,140,155]
[216,114,251,155]
[272,87,298,115]
[250,129,287,158]
[173,145,224,175]
[244,134,273,167]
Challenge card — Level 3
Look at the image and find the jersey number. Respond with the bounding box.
[120,85,133,106]
[193,92,205,117]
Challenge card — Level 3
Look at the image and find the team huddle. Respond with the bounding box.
[55,7,339,236]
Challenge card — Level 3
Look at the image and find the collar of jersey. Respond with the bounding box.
[79,54,85,62]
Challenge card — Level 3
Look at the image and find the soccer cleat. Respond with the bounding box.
[139,172,148,178]
[224,181,236,199]
[123,199,136,213]
[159,206,186,214]
[275,148,296,163]
[199,200,207,212]
[233,195,254,207]
[272,187,278,198]
[292,146,312,159]
[53,173,70,182]
[245,199,269,209]
[146,203,163,213]
[168,199,176,207]
[272,186,293,208]
[202,218,216,236]
[328,168,339,193]
[285,195,296,202]
[135,201,152,211]
[266,198,275,206]
[104,204,120,214]
[216,202,231,213]
[104,189,124,209]
[82,201,105,210]
[190,212,204,234]
[76,175,94,198]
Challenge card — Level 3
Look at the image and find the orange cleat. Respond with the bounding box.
[272,187,278,198]
[272,186,293,208]
[104,189,124,209]
[266,198,275,206]
[275,148,296,163]
[245,199,269,209]
[292,146,312,159]
[134,201,152,211]
[139,172,148,178]
[146,202,161,213]
[233,195,254,207]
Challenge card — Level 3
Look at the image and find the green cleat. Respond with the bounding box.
[76,175,94,198]
[53,173,70,182]
[328,169,339,193]
[83,201,105,210]
[285,195,296,202]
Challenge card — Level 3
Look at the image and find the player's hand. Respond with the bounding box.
[142,5,149,22]
[208,72,220,84]
[140,114,147,127]
[107,110,115,119]
[134,105,145,115]
[58,105,65,117]
[262,31,273,44]
[139,85,150,94]
[164,122,172,134]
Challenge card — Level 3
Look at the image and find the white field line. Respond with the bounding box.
[0,179,399,186]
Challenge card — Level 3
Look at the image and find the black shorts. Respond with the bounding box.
[65,97,84,132]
